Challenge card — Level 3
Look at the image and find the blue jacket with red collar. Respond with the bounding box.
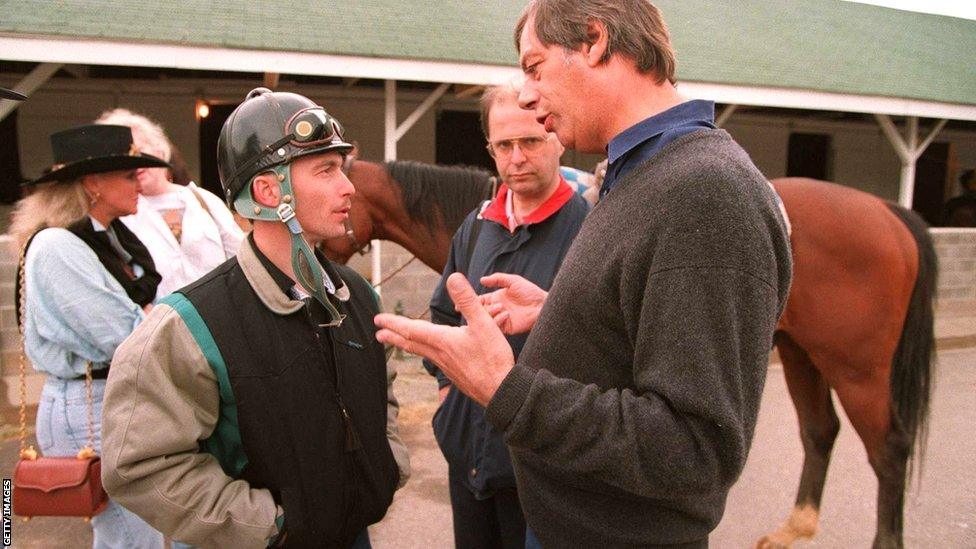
[423,178,589,497]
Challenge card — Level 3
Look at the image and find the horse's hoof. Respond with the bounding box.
[871,534,903,549]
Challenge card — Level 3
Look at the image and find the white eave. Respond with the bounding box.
[681,82,976,122]
[3,33,976,122]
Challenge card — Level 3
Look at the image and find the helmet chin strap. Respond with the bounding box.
[270,165,345,327]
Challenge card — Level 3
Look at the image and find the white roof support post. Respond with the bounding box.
[62,64,89,79]
[901,116,918,210]
[373,79,398,294]
[715,104,739,128]
[874,114,948,209]
[916,118,949,156]
[0,62,62,122]
[373,80,451,295]
[395,83,450,141]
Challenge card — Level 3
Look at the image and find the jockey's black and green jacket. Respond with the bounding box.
[102,235,410,549]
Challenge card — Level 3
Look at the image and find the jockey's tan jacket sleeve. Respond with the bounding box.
[386,357,411,489]
[102,304,278,549]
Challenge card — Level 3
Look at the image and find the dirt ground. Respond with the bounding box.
[4,348,975,548]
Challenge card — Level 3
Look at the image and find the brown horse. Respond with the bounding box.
[325,160,493,270]
[328,160,936,549]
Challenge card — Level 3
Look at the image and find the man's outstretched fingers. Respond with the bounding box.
[446,273,494,329]
[479,290,499,307]
[376,328,421,357]
[480,272,522,289]
[374,313,411,339]
[374,317,442,364]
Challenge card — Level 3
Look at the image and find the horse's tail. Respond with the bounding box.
[885,203,938,478]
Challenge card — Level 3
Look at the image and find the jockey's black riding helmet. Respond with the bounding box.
[217,87,353,211]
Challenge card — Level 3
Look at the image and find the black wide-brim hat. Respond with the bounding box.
[28,124,170,186]
[0,87,26,100]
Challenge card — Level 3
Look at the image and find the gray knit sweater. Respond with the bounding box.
[485,129,792,548]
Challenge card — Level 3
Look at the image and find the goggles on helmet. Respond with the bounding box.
[227,107,346,187]
[288,107,345,147]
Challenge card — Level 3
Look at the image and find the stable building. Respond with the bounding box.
[1,0,974,405]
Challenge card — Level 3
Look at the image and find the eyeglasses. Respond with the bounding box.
[486,134,553,158]
[286,107,345,148]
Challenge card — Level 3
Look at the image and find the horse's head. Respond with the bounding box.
[322,159,494,272]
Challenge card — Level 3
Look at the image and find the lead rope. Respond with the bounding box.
[372,256,417,290]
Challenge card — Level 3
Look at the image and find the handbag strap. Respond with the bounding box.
[188,184,230,261]
[188,184,214,221]
[17,235,97,461]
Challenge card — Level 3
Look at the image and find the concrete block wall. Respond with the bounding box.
[371,244,441,319]
[0,237,45,409]
[932,229,976,305]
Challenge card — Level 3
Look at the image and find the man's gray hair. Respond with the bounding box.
[515,0,677,85]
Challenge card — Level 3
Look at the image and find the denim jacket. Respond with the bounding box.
[23,227,143,379]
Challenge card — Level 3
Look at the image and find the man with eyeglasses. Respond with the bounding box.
[102,88,410,549]
[422,78,588,549]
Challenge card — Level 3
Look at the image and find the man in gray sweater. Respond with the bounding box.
[376,1,793,547]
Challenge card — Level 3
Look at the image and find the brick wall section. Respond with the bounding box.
[371,242,441,319]
[931,229,976,305]
[1,238,21,374]
[0,236,46,409]
[0,230,973,408]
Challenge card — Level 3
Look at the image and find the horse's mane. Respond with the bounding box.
[385,160,493,232]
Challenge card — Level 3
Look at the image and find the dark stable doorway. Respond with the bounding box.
[787,132,832,180]
[436,109,495,173]
[198,103,238,198]
[912,141,951,226]
[0,110,24,204]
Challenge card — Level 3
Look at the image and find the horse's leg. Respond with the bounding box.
[757,332,840,549]
[832,376,909,549]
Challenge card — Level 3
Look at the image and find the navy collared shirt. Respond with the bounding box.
[600,99,717,200]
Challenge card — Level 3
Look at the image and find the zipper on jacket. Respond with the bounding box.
[305,301,363,453]
[328,330,363,452]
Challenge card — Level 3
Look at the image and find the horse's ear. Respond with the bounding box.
[251,172,281,208]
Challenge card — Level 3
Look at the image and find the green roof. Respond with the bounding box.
[1,0,974,105]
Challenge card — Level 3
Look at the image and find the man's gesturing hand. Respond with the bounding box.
[479,273,548,335]
[375,273,514,406]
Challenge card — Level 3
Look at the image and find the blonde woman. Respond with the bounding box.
[96,108,244,300]
[10,124,167,548]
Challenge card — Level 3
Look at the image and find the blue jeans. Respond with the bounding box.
[36,377,165,549]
